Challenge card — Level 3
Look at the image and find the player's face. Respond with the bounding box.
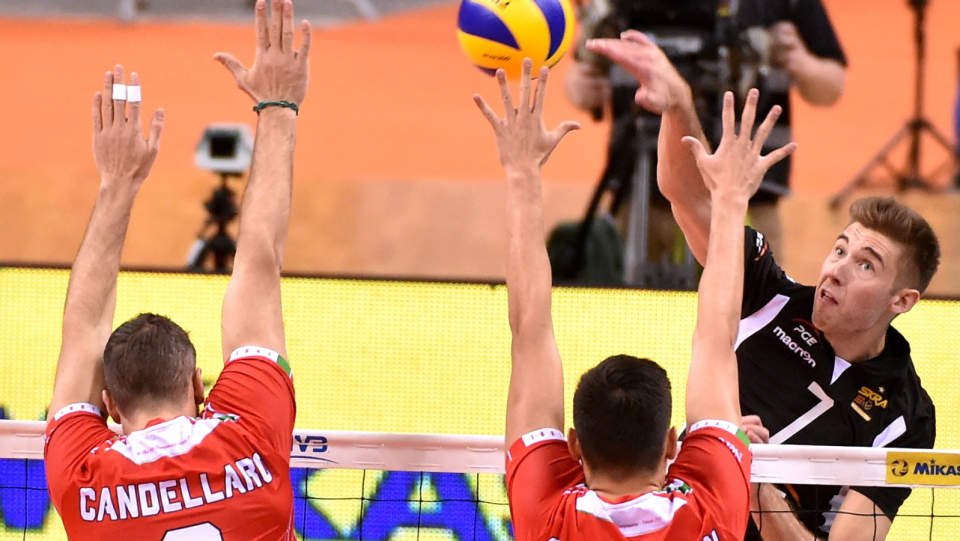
[812,223,904,335]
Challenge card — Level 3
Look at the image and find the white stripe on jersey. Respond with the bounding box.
[576,488,688,536]
[831,357,852,384]
[107,416,226,465]
[689,419,740,437]
[736,294,790,350]
[521,428,565,447]
[229,346,279,363]
[872,416,906,448]
[53,403,103,421]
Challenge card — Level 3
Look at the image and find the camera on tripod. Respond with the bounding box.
[606,1,741,288]
[186,124,253,273]
[195,124,254,175]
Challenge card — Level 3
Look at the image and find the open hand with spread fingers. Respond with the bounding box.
[93,64,164,191]
[214,0,311,108]
[681,89,798,202]
[586,30,689,115]
[473,58,581,176]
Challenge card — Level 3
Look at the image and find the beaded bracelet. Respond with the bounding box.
[253,101,299,115]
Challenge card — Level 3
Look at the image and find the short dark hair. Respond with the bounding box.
[848,197,940,293]
[103,313,197,415]
[573,355,672,475]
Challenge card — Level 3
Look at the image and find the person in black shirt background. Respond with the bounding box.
[586,36,941,541]
[566,0,846,264]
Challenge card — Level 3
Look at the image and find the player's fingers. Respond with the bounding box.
[721,91,735,141]
[147,109,165,155]
[753,105,783,153]
[112,65,127,125]
[760,142,797,170]
[255,0,269,51]
[299,20,312,65]
[739,88,759,139]
[92,92,103,133]
[281,0,294,52]
[533,65,549,115]
[497,69,514,119]
[102,70,114,127]
[745,428,766,445]
[748,423,770,444]
[269,0,283,49]
[634,87,665,114]
[620,29,652,47]
[128,72,142,132]
[585,39,626,65]
[473,94,501,129]
[519,58,533,112]
[681,135,709,162]
[214,53,249,82]
[551,120,581,143]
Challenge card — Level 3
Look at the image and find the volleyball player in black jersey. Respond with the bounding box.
[581,35,940,541]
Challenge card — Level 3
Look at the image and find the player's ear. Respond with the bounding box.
[193,368,205,406]
[102,390,121,424]
[567,428,583,463]
[664,426,678,461]
[889,286,920,316]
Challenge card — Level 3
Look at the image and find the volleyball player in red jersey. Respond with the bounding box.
[474,60,796,541]
[43,2,311,539]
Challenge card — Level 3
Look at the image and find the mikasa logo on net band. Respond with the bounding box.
[772,325,816,367]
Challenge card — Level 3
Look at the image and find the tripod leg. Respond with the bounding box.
[624,142,653,285]
[918,118,960,153]
[829,124,911,209]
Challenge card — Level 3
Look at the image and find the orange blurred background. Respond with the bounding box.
[0,0,958,289]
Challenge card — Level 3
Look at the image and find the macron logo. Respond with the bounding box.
[772,326,816,367]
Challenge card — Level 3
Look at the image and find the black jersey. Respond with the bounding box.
[737,227,936,539]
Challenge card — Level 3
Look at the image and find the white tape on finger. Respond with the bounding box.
[112,84,127,100]
[126,86,141,103]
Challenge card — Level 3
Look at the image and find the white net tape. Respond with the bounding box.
[3,420,959,487]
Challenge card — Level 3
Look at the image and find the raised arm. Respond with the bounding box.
[49,66,164,419]
[474,60,580,449]
[682,90,795,427]
[586,30,713,264]
[214,0,311,360]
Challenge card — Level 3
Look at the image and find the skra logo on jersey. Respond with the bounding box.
[771,326,816,367]
[851,386,887,421]
[704,529,720,541]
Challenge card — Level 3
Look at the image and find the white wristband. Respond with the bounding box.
[126,85,141,103]
[112,83,127,100]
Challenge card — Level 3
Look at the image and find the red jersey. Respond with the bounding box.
[506,420,752,541]
[44,346,296,541]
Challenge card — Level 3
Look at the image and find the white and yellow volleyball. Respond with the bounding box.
[456,0,575,80]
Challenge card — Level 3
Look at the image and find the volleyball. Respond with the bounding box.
[456,0,574,80]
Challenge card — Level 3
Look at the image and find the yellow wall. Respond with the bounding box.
[2,267,960,540]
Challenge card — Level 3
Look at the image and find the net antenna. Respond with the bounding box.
[830,0,960,209]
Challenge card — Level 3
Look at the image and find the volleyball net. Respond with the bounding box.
[2,421,960,541]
